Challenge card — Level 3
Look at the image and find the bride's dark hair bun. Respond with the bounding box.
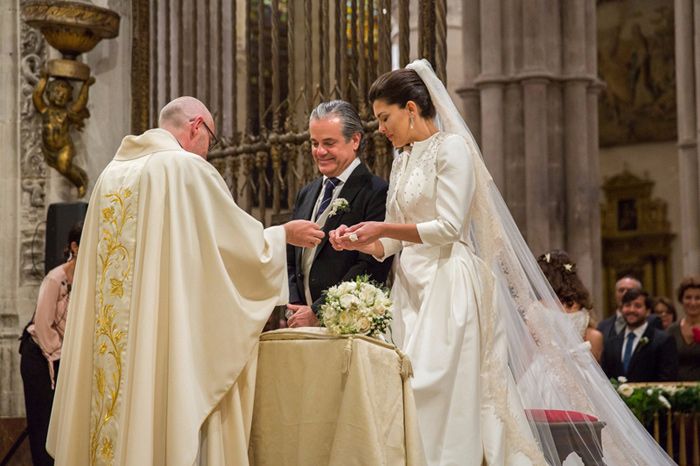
[369,68,436,119]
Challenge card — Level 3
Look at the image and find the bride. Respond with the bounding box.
[330,59,674,466]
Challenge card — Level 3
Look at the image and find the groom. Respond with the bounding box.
[286,100,392,327]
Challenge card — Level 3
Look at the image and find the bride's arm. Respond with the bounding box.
[413,135,475,246]
[332,222,421,258]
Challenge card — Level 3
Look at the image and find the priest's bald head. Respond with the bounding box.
[158,96,219,158]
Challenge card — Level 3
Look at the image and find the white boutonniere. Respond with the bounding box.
[329,198,350,217]
[639,336,650,347]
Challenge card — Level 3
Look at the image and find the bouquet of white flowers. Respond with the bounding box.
[319,275,393,338]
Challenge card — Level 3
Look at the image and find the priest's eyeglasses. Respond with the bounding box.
[190,117,221,152]
[202,121,221,152]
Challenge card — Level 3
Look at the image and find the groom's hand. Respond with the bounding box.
[286,304,319,328]
[284,220,325,248]
[329,224,350,251]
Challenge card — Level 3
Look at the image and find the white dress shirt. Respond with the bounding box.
[621,321,649,362]
[309,157,361,221]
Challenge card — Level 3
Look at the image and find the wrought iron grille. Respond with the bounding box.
[147,0,447,224]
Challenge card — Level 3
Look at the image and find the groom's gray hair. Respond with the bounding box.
[310,100,365,156]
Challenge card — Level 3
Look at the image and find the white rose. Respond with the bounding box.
[646,389,654,396]
[339,294,359,310]
[357,317,372,334]
[360,286,377,305]
[618,384,634,397]
[658,395,671,409]
[338,282,354,294]
[617,376,628,383]
[374,303,386,316]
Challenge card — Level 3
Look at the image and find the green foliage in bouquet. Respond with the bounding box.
[319,275,393,338]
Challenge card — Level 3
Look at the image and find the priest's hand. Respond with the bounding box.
[286,304,319,328]
[284,220,325,248]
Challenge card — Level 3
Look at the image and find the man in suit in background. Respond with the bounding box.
[286,100,392,327]
[601,288,678,382]
[598,276,642,339]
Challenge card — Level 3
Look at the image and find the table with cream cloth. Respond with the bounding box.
[248,328,426,466]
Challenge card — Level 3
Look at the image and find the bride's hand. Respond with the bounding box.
[342,221,383,246]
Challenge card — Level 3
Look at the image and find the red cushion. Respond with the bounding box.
[526,409,599,423]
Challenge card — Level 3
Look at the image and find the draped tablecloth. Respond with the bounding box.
[249,328,426,466]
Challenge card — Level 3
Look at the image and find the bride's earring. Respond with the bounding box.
[409,113,414,129]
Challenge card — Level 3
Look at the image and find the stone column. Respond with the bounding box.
[675,0,700,274]
[0,0,22,417]
[477,0,505,189]
[585,0,603,307]
[456,0,481,143]
[545,1,565,249]
[521,0,550,255]
[502,0,525,227]
[562,0,595,292]
[455,0,601,293]
[0,0,50,417]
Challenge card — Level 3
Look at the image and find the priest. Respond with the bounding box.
[46,97,323,465]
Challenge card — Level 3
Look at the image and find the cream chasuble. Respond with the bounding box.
[46,128,288,466]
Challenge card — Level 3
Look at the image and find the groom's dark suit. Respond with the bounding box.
[287,162,392,312]
[601,324,678,382]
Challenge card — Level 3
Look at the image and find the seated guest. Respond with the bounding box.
[601,288,678,382]
[653,296,677,330]
[537,250,603,361]
[286,100,392,327]
[666,276,700,381]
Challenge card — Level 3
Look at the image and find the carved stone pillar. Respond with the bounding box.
[522,0,550,255]
[478,0,505,188]
[674,0,700,274]
[457,0,602,301]
[0,0,49,417]
[562,0,595,297]
[456,0,481,143]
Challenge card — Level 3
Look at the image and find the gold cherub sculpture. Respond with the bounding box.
[33,72,94,198]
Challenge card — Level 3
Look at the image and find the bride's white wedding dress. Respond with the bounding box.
[377,132,545,465]
[374,59,676,466]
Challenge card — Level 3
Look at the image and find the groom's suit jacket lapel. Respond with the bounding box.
[313,162,370,262]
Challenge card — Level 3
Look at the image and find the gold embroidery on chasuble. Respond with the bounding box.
[89,185,138,466]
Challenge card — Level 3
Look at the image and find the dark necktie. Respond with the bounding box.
[314,177,340,221]
[622,332,636,373]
